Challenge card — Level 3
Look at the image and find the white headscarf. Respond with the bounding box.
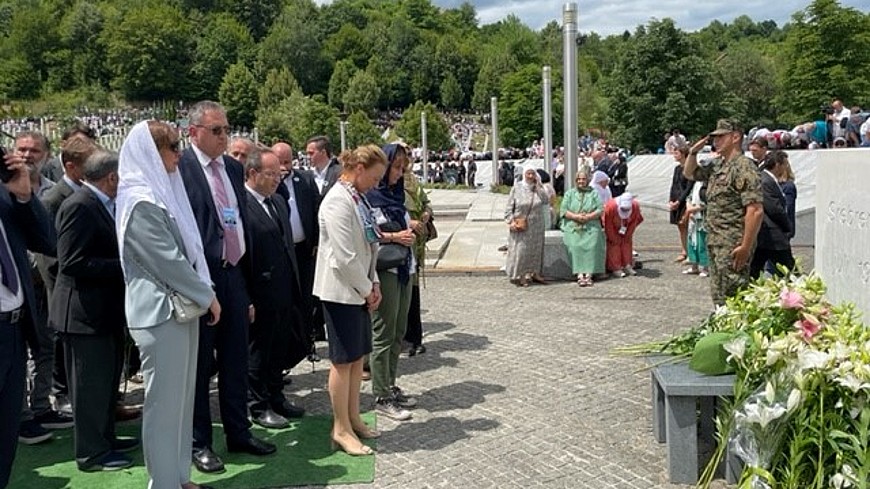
[591,170,612,204]
[116,121,211,287]
[617,192,634,219]
[520,163,539,190]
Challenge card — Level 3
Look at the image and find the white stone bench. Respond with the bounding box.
[650,359,741,484]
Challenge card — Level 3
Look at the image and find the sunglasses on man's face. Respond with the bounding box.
[195,124,231,136]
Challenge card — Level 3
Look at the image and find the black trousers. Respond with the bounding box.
[248,300,305,416]
[295,240,324,344]
[63,331,123,467]
[193,265,252,449]
[404,285,423,347]
[750,247,795,279]
[0,318,26,488]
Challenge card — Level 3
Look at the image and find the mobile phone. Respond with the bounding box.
[0,146,15,183]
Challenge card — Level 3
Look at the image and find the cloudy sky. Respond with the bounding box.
[432,0,870,35]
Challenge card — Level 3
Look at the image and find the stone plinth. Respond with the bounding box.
[543,230,573,280]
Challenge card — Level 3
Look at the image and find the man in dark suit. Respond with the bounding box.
[305,135,341,197]
[243,150,307,430]
[36,135,97,418]
[178,101,275,474]
[51,150,138,471]
[273,142,322,345]
[0,150,56,489]
[750,154,794,278]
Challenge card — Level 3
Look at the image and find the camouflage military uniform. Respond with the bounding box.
[692,154,762,305]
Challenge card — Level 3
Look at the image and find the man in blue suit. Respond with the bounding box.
[178,101,275,474]
[0,150,56,488]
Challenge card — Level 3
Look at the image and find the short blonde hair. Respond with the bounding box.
[339,144,387,172]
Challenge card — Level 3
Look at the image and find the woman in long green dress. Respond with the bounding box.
[560,168,605,286]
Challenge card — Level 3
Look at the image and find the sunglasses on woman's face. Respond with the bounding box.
[168,141,181,153]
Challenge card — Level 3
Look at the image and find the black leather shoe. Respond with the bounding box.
[226,436,276,456]
[111,437,140,453]
[78,450,133,472]
[252,409,289,429]
[192,447,225,473]
[273,401,305,419]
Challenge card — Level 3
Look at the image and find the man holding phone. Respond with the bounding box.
[0,148,56,488]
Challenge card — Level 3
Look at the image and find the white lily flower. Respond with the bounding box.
[798,350,831,371]
[724,337,746,363]
[832,342,852,360]
[787,389,802,412]
[743,402,787,429]
[766,349,782,366]
[765,381,776,404]
[835,374,865,393]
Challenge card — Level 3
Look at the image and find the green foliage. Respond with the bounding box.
[498,64,563,148]
[0,56,39,99]
[777,0,870,122]
[104,3,192,100]
[345,110,383,148]
[439,74,463,110]
[189,13,255,101]
[258,8,331,96]
[343,70,379,114]
[395,101,451,150]
[323,24,371,68]
[256,91,340,149]
[220,0,281,41]
[258,67,301,109]
[327,59,356,110]
[219,62,258,128]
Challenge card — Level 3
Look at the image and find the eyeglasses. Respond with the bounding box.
[194,124,231,136]
[168,141,181,153]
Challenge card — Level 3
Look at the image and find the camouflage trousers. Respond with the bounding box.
[707,245,751,306]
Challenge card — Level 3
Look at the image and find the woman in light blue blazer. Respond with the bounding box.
[116,121,220,489]
[313,144,386,456]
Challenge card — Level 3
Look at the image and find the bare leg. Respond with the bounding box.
[328,361,364,451]
[677,221,688,258]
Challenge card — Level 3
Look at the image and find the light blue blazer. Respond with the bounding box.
[122,202,215,329]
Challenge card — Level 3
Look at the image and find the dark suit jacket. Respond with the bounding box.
[0,187,55,343]
[319,158,342,197]
[50,186,125,335]
[177,148,252,281]
[285,169,319,247]
[244,191,301,302]
[36,178,76,293]
[756,171,792,251]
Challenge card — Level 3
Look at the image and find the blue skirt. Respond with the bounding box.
[322,301,372,364]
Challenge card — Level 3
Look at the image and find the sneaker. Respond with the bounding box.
[375,397,412,421]
[699,269,709,278]
[35,410,75,430]
[623,266,636,276]
[19,420,53,445]
[390,386,417,408]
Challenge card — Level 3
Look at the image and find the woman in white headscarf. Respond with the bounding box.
[591,170,612,206]
[504,164,549,286]
[116,121,219,489]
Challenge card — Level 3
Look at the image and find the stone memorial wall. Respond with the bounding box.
[815,149,870,316]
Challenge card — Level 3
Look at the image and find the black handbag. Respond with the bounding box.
[377,220,410,270]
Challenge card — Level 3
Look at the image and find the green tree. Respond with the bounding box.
[258,67,301,108]
[408,41,439,103]
[219,62,258,128]
[343,70,379,114]
[715,42,778,127]
[220,0,281,41]
[471,51,517,112]
[394,101,451,150]
[189,13,255,101]
[345,110,382,148]
[324,24,371,68]
[59,1,109,89]
[104,3,192,100]
[440,73,463,110]
[777,0,870,122]
[327,59,357,110]
[258,8,331,96]
[498,64,564,148]
[0,56,38,99]
[4,2,61,92]
[256,92,340,148]
[434,36,478,109]
[605,19,719,151]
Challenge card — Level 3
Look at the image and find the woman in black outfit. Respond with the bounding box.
[668,145,693,262]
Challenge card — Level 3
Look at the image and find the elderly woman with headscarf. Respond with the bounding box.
[117,121,219,489]
[366,143,418,422]
[504,164,549,287]
[603,192,644,277]
[560,167,605,286]
[591,170,612,206]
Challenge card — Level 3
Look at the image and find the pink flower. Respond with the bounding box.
[794,316,821,342]
[780,289,805,309]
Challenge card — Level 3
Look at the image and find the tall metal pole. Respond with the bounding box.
[491,96,499,187]
[562,3,579,188]
[542,65,553,179]
[421,111,429,184]
[339,121,347,152]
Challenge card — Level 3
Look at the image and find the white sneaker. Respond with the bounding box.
[375,397,412,421]
[699,268,709,277]
[623,266,636,276]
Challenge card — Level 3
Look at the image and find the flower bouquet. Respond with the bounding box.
[620,271,870,488]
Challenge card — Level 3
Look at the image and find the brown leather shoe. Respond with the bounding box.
[115,405,142,422]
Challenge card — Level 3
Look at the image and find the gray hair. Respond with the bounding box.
[15,131,51,154]
[189,101,226,125]
[83,150,119,181]
[229,136,254,150]
[244,149,265,174]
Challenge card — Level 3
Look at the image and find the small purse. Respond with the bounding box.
[425,219,438,241]
[377,243,410,270]
[512,217,528,232]
[169,291,209,323]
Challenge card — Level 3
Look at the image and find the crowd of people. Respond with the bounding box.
[0,101,436,489]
